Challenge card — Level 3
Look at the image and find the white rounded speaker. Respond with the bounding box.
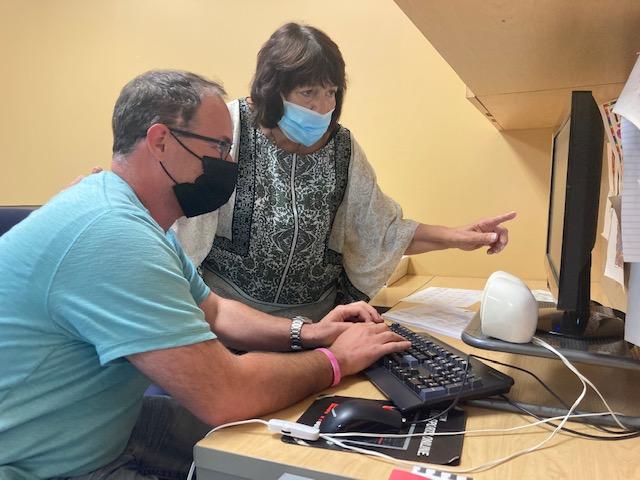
[480,271,538,343]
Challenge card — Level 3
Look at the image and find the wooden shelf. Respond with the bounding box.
[395,0,640,130]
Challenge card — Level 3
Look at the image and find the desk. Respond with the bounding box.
[195,276,640,479]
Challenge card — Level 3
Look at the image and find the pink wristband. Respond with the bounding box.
[316,348,341,387]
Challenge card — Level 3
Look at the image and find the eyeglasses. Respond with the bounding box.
[169,128,233,159]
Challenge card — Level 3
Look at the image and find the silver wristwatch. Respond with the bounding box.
[289,316,309,351]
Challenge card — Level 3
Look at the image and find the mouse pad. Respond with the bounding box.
[281,395,466,465]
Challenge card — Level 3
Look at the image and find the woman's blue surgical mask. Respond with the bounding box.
[277,99,335,147]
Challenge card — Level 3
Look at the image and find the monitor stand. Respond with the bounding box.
[537,303,626,339]
[461,308,639,371]
[461,308,640,427]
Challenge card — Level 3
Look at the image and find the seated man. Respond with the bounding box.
[0,70,410,480]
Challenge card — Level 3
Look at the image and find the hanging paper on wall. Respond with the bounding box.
[599,99,624,165]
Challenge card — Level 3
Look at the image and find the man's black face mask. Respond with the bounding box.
[160,129,238,218]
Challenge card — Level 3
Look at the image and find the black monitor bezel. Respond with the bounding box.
[544,90,603,328]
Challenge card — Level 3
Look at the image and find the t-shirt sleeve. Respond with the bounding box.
[166,230,210,305]
[48,211,216,365]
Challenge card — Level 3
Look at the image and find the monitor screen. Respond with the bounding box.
[547,117,570,285]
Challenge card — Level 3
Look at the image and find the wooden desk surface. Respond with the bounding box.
[197,276,640,479]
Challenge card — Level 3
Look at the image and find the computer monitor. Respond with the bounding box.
[462,90,638,371]
[538,91,625,339]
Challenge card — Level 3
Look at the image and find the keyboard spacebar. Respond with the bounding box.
[365,366,421,411]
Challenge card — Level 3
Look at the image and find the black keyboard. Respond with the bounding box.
[365,323,514,412]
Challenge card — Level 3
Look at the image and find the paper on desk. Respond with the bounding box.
[383,303,475,339]
[400,287,482,308]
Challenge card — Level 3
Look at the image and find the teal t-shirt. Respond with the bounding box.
[0,172,215,479]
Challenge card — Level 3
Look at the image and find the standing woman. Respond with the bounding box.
[174,23,515,320]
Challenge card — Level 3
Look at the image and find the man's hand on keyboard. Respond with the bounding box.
[328,323,412,377]
[302,301,384,348]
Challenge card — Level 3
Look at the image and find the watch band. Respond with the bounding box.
[290,316,309,351]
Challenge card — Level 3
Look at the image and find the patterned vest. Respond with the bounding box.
[204,99,366,305]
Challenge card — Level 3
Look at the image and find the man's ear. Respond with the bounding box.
[145,123,170,157]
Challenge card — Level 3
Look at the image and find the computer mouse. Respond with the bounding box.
[318,399,404,434]
[480,271,538,343]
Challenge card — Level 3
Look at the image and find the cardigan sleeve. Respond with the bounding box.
[328,135,418,299]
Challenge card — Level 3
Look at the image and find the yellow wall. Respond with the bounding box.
[0,0,553,280]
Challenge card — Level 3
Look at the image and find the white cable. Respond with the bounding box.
[450,337,618,473]
[531,336,630,430]
[321,413,608,473]
[323,411,625,440]
[318,432,429,468]
[317,350,586,474]
[186,419,269,480]
[323,335,627,474]
[186,339,631,478]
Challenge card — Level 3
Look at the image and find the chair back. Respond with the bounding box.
[0,206,38,237]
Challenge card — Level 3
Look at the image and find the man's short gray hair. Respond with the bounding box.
[112,70,226,156]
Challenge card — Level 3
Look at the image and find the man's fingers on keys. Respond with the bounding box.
[373,329,402,340]
[368,322,392,333]
[357,302,383,323]
[339,302,380,323]
[373,329,411,345]
[378,338,412,355]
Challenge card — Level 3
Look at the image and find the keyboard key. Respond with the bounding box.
[401,354,419,368]
[418,385,446,401]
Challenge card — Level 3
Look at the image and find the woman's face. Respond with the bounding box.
[284,84,337,115]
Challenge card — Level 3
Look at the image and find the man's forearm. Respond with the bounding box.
[129,320,410,426]
[205,296,295,351]
[129,340,335,426]
[225,349,334,420]
[198,290,384,354]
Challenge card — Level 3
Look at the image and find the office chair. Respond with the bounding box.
[0,206,38,236]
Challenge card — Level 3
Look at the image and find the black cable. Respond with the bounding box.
[470,354,572,409]
[468,353,637,435]
[408,352,638,435]
[389,332,638,436]
[499,394,640,441]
